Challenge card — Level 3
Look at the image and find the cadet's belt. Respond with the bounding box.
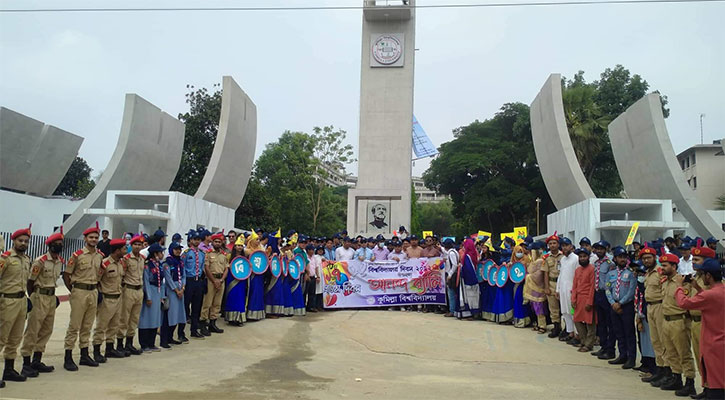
[0,291,25,298]
[74,283,97,290]
[664,314,688,321]
[187,276,203,282]
[37,287,55,296]
[122,283,143,290]
[647,300,662,305]
[691,315,701,322]
[101,293,121,299]
[212,273,223,279]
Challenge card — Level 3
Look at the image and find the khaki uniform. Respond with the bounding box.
[661,274,695,379]
[0,249,30,359]
[92,256,124,345]
[21,252,63,356]
[644,267,667,367]
[118,252,144,339]
[686,274,708,378]
[201,249,228,321]
[64,247,102,350]
[542,252,563,321]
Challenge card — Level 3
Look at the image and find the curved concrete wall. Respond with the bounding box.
[194,76,257,209]
[64,94,185,238]
[530,74,596,210]
[609,94,724,248]
[0,107,84,196]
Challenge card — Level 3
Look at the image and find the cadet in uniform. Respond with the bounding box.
[591,240,616,360]
[118,234,145,356]
[640,244,670,386]
[63,223,104,371]
[605,246,637,369]
[183,230,206,339]
[91,238,127,363]
[659,253,696,396]
[0,226,33,386]
[542,232,564,338]
[200,232,228,335]
[20,228,64,377]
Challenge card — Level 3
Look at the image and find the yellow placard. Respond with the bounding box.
[500,232,516,248]
[514,226,528,244]
[625,222,640,246]
[477,231,493,250]
[422,231,433,239]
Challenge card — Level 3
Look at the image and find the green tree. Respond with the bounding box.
[53,156,96,198]
[234,175,277,229]
[410,182,421,237]
[170,84,222,195]
[417,199,455,237]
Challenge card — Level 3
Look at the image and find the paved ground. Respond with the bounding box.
[2,304,692,399]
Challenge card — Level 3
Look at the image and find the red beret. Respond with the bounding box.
[83,221,100,236]
[11,224,32,240]
[639,246,657,256]
[129,234,144,244]
[210,233,225,241]
[691,246,716,259]
[546,231,559,244]
[659,253,679,265]
[109,238,127,247]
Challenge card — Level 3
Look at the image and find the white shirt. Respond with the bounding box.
[387,250,408,262]
[444,248,460,280]
[335,246,355,261]
[678,256,694,275]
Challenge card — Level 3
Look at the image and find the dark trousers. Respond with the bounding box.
[160,310,173,346]
[138,328,157,349]
[595,290,615,354]
[305,280,318,310]
[611,301,636,360]
[184,278,204,332]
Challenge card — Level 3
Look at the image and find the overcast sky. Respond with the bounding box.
[1,0,723,180]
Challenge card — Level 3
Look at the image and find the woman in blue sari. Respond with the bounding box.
[245,235,266,321]
[138,244,165,352]
[161,242,186,347]
[478,244,495,321]
[224,238,247,326]
[264,236,284,318]
[281,241,295,317]
[491,248,514,323]
[510,245,531,328]
[455,239,481,320]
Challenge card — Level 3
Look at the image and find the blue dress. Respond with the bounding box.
[292,278,306,316]
[455,255,481,319]
[163,256,187,326]
[282,275,294,316]
[246,274,266,320]
[224,273,248,324]
[139,260,163,329]
[264,275,284,315]
[492,271,514,323]
[512,282,530,327]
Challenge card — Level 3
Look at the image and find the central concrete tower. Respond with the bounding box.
[347,0,415,236]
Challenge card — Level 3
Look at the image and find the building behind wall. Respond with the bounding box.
[676,139,725,210]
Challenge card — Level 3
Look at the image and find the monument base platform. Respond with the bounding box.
[347,188,411,237]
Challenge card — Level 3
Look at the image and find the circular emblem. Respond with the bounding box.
[289,259,301,280]
[482,260,494,282]
[476,263,485,283]
[510,262,526,284]
[488,265,498,286]
[372,35,402,65]
[294,254,306,271]
[230,256,251,281]
[270,255,281,278]
[249,251,269,275]
[496,266,509,287]
[282,257,289,277]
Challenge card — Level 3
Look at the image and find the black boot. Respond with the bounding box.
[209,319,224,334]
[3,358,27,382]
[117,338,130,357]
[590,348,603,356]
[93,344,107,364]
[642,366,661,382]
[21,355,39,378]
[190,329,205,339]
[63,349,78,372]
[125,337,142,355]
[31,352,54,373]
[675,378,695,396]
[597,351,615,360]
[608,355,627,365]
[652,367,672,387]
[79,347,99,367]
[178,324,189,343]
[662,373,683,391]
[200,321,211,336]
[548,322,561,338]
[622,358,635,370]
[105,342,124,359]
[690,388,707,399]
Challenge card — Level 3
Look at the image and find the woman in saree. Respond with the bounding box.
[224,237,247,326]
[244,233,266,321]
[510,244,531,328]
[523,253,548,334]
[478,242,495,321]
[454,239,481,320]
[264,236,284,318]
[491,248,514,323]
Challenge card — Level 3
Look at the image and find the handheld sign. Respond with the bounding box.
[249,251,269,275]
[282,257,288,277]
[475,263,485,283]
[294,254,306,271]
[482,260,494,282]
[230,256,251,281]
[510,262,525,284]
[288,259,301,280]
[625,222,640,246]
[496,265,509,287]
[487,265,498,287]
[269,255,281,278]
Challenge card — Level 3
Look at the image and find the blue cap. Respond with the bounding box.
[340,230,348,235]
[579,237,591,246]
[593,240,610,249]
[286,230,296,238]
[560,237,572,246]
[376,234,385,241]
[524,235,533,244]
[612,246,627,257]
[153,229,166,238]
[697,258,722,274]
[172,233,182,241]
[706,237,718,244]
[574,247,590,256]
[678,243,691,250]
[168,242,182,252]
[148,243,165,255]
[443,238,455,246]
[631,260,647,274]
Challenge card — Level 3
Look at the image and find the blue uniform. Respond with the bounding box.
[594,256,616,355]
[138,260,164,350]
[182,247,205,334]
[353,247,374,261]
[605,265,637,361]
[324,248,336,261]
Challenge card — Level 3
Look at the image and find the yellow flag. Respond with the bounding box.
[422,231,433,239]
[478,231,493,250]
[514,226,528,244]
[625,222,640,246]
[274,228,281,238]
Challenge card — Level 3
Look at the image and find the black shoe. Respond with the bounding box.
[105,342,124,359]
[675,378,696,397]
[568,338,581,346]
[209,320,224,334]
[93,344,107,364]
[178,335,189,343]
[608,356,627,365]
[169,338,182,345]
[200,321,211,336]
[21,356,39,378]
[125,337,142,355]
[662,373,683,391]
[63,350,78,372]
[79,348,99,367]
[590,349,603,356]
[548,323,561,338]
[642,366,662,383]
[0,379,4,388]
[190,330,205,339]
[598,352,615,360]
[622,359,635,369]
[652,368,672,387]
[160,343,171,349]
[117,338,130,357]
[690,388,707,399]
[31,352,54,373]
[3,359,26,382]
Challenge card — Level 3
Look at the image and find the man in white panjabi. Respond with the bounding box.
[556,237,580,343]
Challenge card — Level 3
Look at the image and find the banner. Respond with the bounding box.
[625,222,640,246]
[321,258,445,308]
[422,231,433,239]
[514,226,528,244]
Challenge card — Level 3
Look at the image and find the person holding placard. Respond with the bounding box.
[245,232,266,321]
[225,237,248,326]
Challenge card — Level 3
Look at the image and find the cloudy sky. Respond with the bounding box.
[1,0,723,180]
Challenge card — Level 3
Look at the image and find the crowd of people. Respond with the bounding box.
[0,223,722,399]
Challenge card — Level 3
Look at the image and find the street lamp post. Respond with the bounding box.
[536,197,541,236]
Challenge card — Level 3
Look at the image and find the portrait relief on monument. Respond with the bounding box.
[366,200,392,234]
[370,33,405,67]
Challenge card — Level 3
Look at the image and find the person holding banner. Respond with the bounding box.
[225,238,248,326]
[245,233,266,321]
[454,239,481,320]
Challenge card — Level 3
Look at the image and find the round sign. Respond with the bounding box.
[269,255,281,278]
[475,263,485,283]
[230,256,251,281]
[294,254,306,271]
[482,260,494,282]
[510,262,526,284]
[372,35,402,65]
[249,251,269,275]
[282,257,288,277]
[288,259,301,280]
[496,265,509,287]
[487,266,498,287]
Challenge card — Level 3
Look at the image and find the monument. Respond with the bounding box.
[347,0,415,236]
